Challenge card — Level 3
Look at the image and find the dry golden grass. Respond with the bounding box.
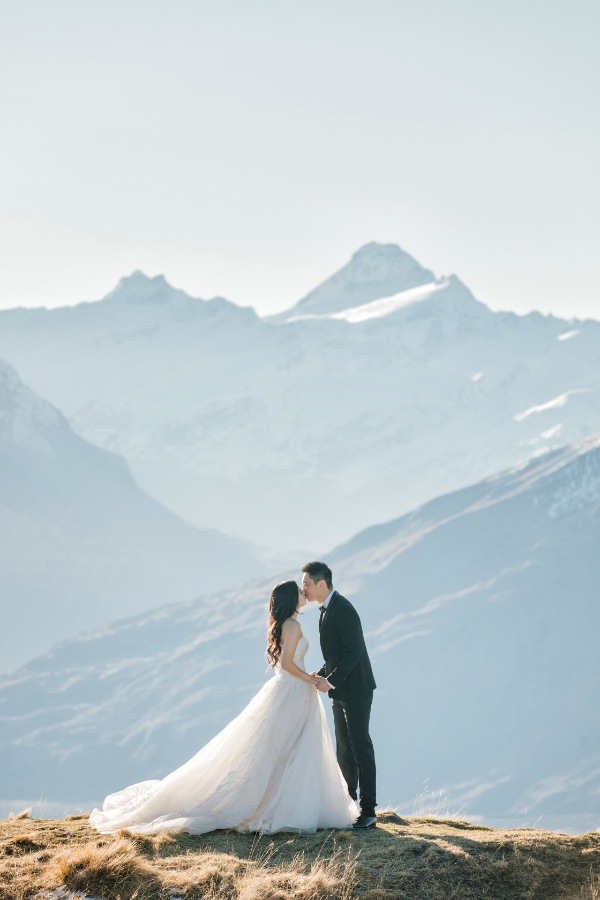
[0,810,598,899]
[581,865,600,900]
[55,838,156,898]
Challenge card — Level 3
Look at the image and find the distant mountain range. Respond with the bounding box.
[0,359,266,672]
[0,241,598,551]
[2,436,598,832]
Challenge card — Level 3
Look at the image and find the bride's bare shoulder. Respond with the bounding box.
[281,617,301,634]
[280,617,303,651]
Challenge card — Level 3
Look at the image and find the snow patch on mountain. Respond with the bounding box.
[514,389,591,422]
[286,274,490,328]
[558,329,580,341]
[541,424,562,439]
[287,279,450,323]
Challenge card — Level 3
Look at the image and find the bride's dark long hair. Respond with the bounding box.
[266,580,300,667]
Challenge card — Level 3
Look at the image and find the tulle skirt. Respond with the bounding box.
[89,668,357,834]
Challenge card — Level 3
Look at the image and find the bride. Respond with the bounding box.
[89,580,357,834]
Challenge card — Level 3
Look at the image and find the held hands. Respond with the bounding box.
[310,672,330,693]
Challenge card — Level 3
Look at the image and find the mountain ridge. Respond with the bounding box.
[0,357,267,672]
[2,242,598,325]
[0,241,598,550]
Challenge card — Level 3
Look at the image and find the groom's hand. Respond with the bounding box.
[315,676,330,693]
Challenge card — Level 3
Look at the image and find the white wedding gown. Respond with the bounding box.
[89,635,357,834]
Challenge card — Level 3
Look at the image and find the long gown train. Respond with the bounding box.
[89,636,357,834]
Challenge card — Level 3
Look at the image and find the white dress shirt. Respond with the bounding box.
[322,588,335,610]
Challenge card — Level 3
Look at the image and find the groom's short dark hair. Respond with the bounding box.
[302,561,333,590]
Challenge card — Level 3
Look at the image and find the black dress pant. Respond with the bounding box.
[331,692,376,816]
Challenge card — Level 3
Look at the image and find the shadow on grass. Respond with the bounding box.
[116,810,600,900]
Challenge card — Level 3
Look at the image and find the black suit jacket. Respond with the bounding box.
[318,591,376,700]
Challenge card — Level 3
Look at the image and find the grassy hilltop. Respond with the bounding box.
[1,810,599,900]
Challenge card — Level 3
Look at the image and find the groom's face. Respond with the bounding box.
[301,573,322,603]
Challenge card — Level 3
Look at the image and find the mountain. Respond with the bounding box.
[0,359,265,672]
[1,436,598,832]
[0,243,598,551]
[272,241,436,319]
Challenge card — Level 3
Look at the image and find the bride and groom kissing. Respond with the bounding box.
[90,561,377,835]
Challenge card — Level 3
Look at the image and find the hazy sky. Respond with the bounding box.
[1,0,598,319]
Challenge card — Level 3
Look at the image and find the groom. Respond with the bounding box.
[301,561,377,829]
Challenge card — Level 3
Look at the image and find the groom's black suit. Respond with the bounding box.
[318,591,377,818]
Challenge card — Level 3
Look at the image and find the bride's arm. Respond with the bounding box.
[280,620,319,686]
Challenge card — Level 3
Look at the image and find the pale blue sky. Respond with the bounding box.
[1,0,598,318]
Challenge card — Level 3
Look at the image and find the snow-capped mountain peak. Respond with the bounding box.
[96,271,258,327]
[103,271,198,307]
[341,241,432,284]
[0,241,598,551]
[274,241,436,319]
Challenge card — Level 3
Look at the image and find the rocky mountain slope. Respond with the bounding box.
[0,359,264,671]
[1,436,598,832]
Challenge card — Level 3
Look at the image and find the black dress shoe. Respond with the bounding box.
[353,814,377,829]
